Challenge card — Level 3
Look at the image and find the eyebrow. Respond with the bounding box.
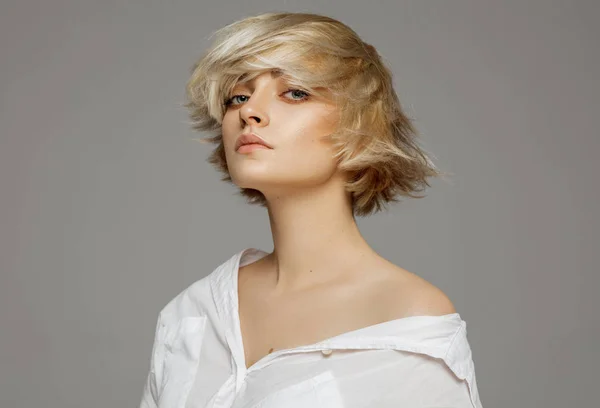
[238,69,285,85]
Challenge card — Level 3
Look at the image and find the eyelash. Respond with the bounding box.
[224,88,311,107]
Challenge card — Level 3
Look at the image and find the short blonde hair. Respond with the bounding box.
[184,12,447,217]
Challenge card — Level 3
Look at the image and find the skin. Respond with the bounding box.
[221,70,456,369]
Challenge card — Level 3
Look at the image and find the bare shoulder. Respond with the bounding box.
[403,274,457,316]
[370,257,457,319]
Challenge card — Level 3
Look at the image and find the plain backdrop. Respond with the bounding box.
[1,1,598,407]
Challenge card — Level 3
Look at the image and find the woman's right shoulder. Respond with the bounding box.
[153,248,249,325]
[154,275,211,325]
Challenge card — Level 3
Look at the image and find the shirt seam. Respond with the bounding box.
[444,322,479,408]
[444,322,464,362]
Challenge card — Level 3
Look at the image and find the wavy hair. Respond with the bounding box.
[184,12,448,217]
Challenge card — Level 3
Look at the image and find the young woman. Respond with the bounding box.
[139,11,483,408]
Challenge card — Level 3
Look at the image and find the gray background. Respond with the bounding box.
[1,1,598,407]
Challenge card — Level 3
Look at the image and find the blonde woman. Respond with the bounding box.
[139,12,483,408]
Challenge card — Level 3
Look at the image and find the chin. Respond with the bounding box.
[230,174,271,190]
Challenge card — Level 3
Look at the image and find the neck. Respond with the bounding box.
[261,172,378,293]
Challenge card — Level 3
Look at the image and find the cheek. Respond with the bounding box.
[285,108,336,144]
[280,127,338,176]
[221,114,238,150]
[273,109,339,170]
[221,105,340,186]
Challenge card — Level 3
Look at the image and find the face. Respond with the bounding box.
[221,70,342,196]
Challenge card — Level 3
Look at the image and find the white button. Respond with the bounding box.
[321,348,333,356]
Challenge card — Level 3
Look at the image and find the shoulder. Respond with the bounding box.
[157,274,214,324]
[407,279,457,316]
[403,270,456,316]
[372,259,457,319]
[158,250,245,322]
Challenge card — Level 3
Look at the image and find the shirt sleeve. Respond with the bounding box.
[396,353,480,408]
[138,313,164,408]
[365,352,480,408]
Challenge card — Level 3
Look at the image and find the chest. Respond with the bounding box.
[239,302,351,368]
[238,275,401,369]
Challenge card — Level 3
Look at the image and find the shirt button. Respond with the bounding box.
[321,348,333,356]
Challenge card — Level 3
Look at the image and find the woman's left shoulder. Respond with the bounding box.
[405,275,457,316]
[376,260,457,319]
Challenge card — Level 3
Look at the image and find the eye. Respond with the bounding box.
[223,88,311,108]
[282,89,310,102]
[224,94,249,107]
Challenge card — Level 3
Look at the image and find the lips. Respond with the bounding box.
[235,133,273,151]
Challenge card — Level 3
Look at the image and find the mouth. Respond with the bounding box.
[235,132,273,152]
[236,143,271,154]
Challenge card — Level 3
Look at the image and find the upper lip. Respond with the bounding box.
[235,132,273,151]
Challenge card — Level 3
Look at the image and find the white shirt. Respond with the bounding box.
[139,248,483,408]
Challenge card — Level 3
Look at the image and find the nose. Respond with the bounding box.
[239,89,270,127]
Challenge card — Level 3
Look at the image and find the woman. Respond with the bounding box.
[139,11,483,408]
